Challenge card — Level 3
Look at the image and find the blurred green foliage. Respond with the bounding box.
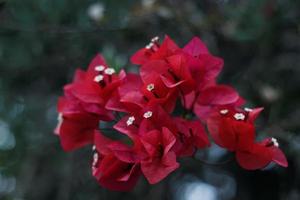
[0,0,299,199]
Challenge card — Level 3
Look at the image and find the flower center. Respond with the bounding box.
[146,83,155,91]
[234,113,245,120]
[143,111,153,118]
[220,109,229,115]
[126,116,135,126]
[95,65,105,71]
[104,68,115,75]
[94,74,104,82]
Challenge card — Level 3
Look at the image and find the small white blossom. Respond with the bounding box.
[147,83,155,91]
[94,74,104,82]
[271,137,279,147]
[145,42,154,49]
[104,68,115,75]
[92,153,99,167]
[95,65,105,71]
[151,36,159,43]
[143,111,153,118]
[220,109,229,115]
[126,116,135,126]
[92,145,96,151]
[234,113,245,120]
[244,107,253,112]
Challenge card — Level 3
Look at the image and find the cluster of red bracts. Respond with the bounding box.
[55,35,288,191]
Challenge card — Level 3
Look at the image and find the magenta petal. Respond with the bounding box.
[183,37,210,56]
[197,85,239,105]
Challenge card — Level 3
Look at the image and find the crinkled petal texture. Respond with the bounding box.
[55,97,100,151]
[131,35,180,65]
[194,85,240,121]
[173,118,210,157]
[92,131,141,191]
[207,110,254,152]
[236,139,288,170]
[93,154,141,191]
[141,128,179,184]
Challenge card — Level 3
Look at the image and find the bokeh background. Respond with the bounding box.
[0,0,299,199]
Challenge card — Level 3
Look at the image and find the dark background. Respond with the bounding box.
[0,0,299,199]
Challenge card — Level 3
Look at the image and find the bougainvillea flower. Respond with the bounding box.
[236,137,288,170]
[55,97,100,151]
[207,106,288,169]
[140,55,195,95]
[183,37,223,89]
[140,127,179,184]
[207,106,257,152]
[92,131,141,191]
[173,118,210,157]
[131,35,180,65]
[64,54,125,111]
[55,36,288,191]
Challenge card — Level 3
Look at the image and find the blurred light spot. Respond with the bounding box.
[183,181,217,200]
[173,175,218,200]
[142,0,156,8]
[87,3,105,22]
[0,173,16,194]
[260,85,280,102]
[0,121,15,150]
[204,169,236,200]
[207,143,227,161]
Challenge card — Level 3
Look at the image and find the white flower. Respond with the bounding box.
[143,111,153,118]
[95,65,105,71]
[234,113,245,120]
[94,74,104,82]
[126,116,135,126]
[104,68,115,75]
[271,137,279,147]
[147,83,155,91]
[220,109,229,115]
[244,107,253,112]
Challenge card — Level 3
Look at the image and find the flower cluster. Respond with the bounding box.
[55,35,288,191]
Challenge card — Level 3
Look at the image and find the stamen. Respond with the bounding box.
[147,83,155,91]
[234,113,245,120]
[244,107,253,112]
[94,74,104,82]
[220,109,229,115]
[104,68,115,75]
[143,111,153,118]
[271,137,279,147]
[95,65,105,71]
[126,116,135,126]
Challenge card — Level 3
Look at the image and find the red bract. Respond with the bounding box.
[193,85,242,121]
[55,35,288,191]
[140,127,179,184]
[131,35,180,65]
[207,106,288,169]
[92,131,141,191]
[55,54,124,150]
[173,118,210,157]
[236,138,288,170]
[55,97,100,151]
